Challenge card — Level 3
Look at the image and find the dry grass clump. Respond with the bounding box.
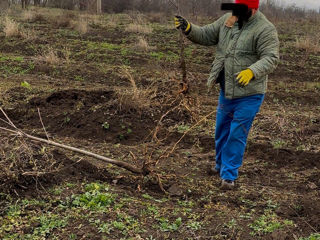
[55,15,72,28]
[49,11,75,28]
[106,14,118,28]
[3,17,20,37]
[71,17,89,35]
[134,37,151,52]
[295,35,320,53]
[115,67,156,112]
[21,10,45,22]
[37,47,60,65]
[147,12,167,24]
[20,28,37,41]
[62,47,72,64]
[125,23,152,34]
[85,14,104,26]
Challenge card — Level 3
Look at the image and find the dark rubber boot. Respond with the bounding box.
[220,180,235,190]
[207,168,220,176]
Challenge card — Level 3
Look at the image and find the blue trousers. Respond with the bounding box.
[215,91,264,181]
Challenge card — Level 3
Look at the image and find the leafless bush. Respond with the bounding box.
[3,17,20,37]
[125,23,152,34]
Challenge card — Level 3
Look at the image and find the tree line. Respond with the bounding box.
[1,0,319,19]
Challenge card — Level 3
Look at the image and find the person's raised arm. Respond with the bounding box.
[175,14,229,46]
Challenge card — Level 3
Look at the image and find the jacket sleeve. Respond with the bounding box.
[187,14,228,46]
[248,26,280,79]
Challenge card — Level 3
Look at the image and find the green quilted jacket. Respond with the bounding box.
[187,11,280,99]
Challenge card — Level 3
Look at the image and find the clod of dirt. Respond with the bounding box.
[167,183,184,196]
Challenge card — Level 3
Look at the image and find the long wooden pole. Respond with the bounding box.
[0,126,147,174]
[169,0,189,94]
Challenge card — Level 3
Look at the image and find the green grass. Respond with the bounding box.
[299,233,320,240]
[249,210,294,236]
[70,183,116,210]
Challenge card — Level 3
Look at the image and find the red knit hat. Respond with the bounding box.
[235,0,259,9]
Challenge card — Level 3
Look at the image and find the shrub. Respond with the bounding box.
[295,35,320,53]
[21,10,45,22]
[134,37,150,51]
[49,12,75,28]
[71,18,89,35]
[125,23,152,34]
[37,47,60,65]
[3,17,20,37]
[20,28,37,41]
[115,67,156,112]
[147,12,167,24]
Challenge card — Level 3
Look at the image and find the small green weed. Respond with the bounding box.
[187,221,202,230]
[74,75,84,81]
[177,124,190,134]
[71,183,116,210]
[21,81,31,89]
[299,233,320,240]
[249,210,294,236]
[32,214,68,237]
[158,217,182,232]
[271,139,287,149]
[102,121,110,130]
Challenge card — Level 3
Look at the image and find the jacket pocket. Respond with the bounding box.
[235,50,258,67]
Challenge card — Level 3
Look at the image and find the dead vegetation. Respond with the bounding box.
[0,136,57,193]
[3,17,21,37]
[295,35,320,53]
[71,17,89,35]
[106,14,118,28]
[134,36,151,51]
[147,12,167,24]
[125,23,153,34]
[115,67,157,112]
[37,47,60,65]
[21,10,46,22]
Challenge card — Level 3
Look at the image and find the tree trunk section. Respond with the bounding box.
[97,0,102,14]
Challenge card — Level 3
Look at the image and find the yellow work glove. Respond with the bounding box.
[174,15,191,34]
[237,69,254,86]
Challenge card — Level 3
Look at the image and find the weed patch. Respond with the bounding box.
[249,210,294,236]
[70,183,116,210]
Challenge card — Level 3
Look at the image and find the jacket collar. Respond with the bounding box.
[225,10,260,28]
[248,10,260,23]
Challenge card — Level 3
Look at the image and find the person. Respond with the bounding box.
[175,0,280,190]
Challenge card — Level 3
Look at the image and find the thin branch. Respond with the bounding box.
[38,108,50,140]
[166,110,215,158]
[0,125,147,175]
[22,158,83,177]
[168,0,178,10]
[0,108,18,130]
[0,106,152,177]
